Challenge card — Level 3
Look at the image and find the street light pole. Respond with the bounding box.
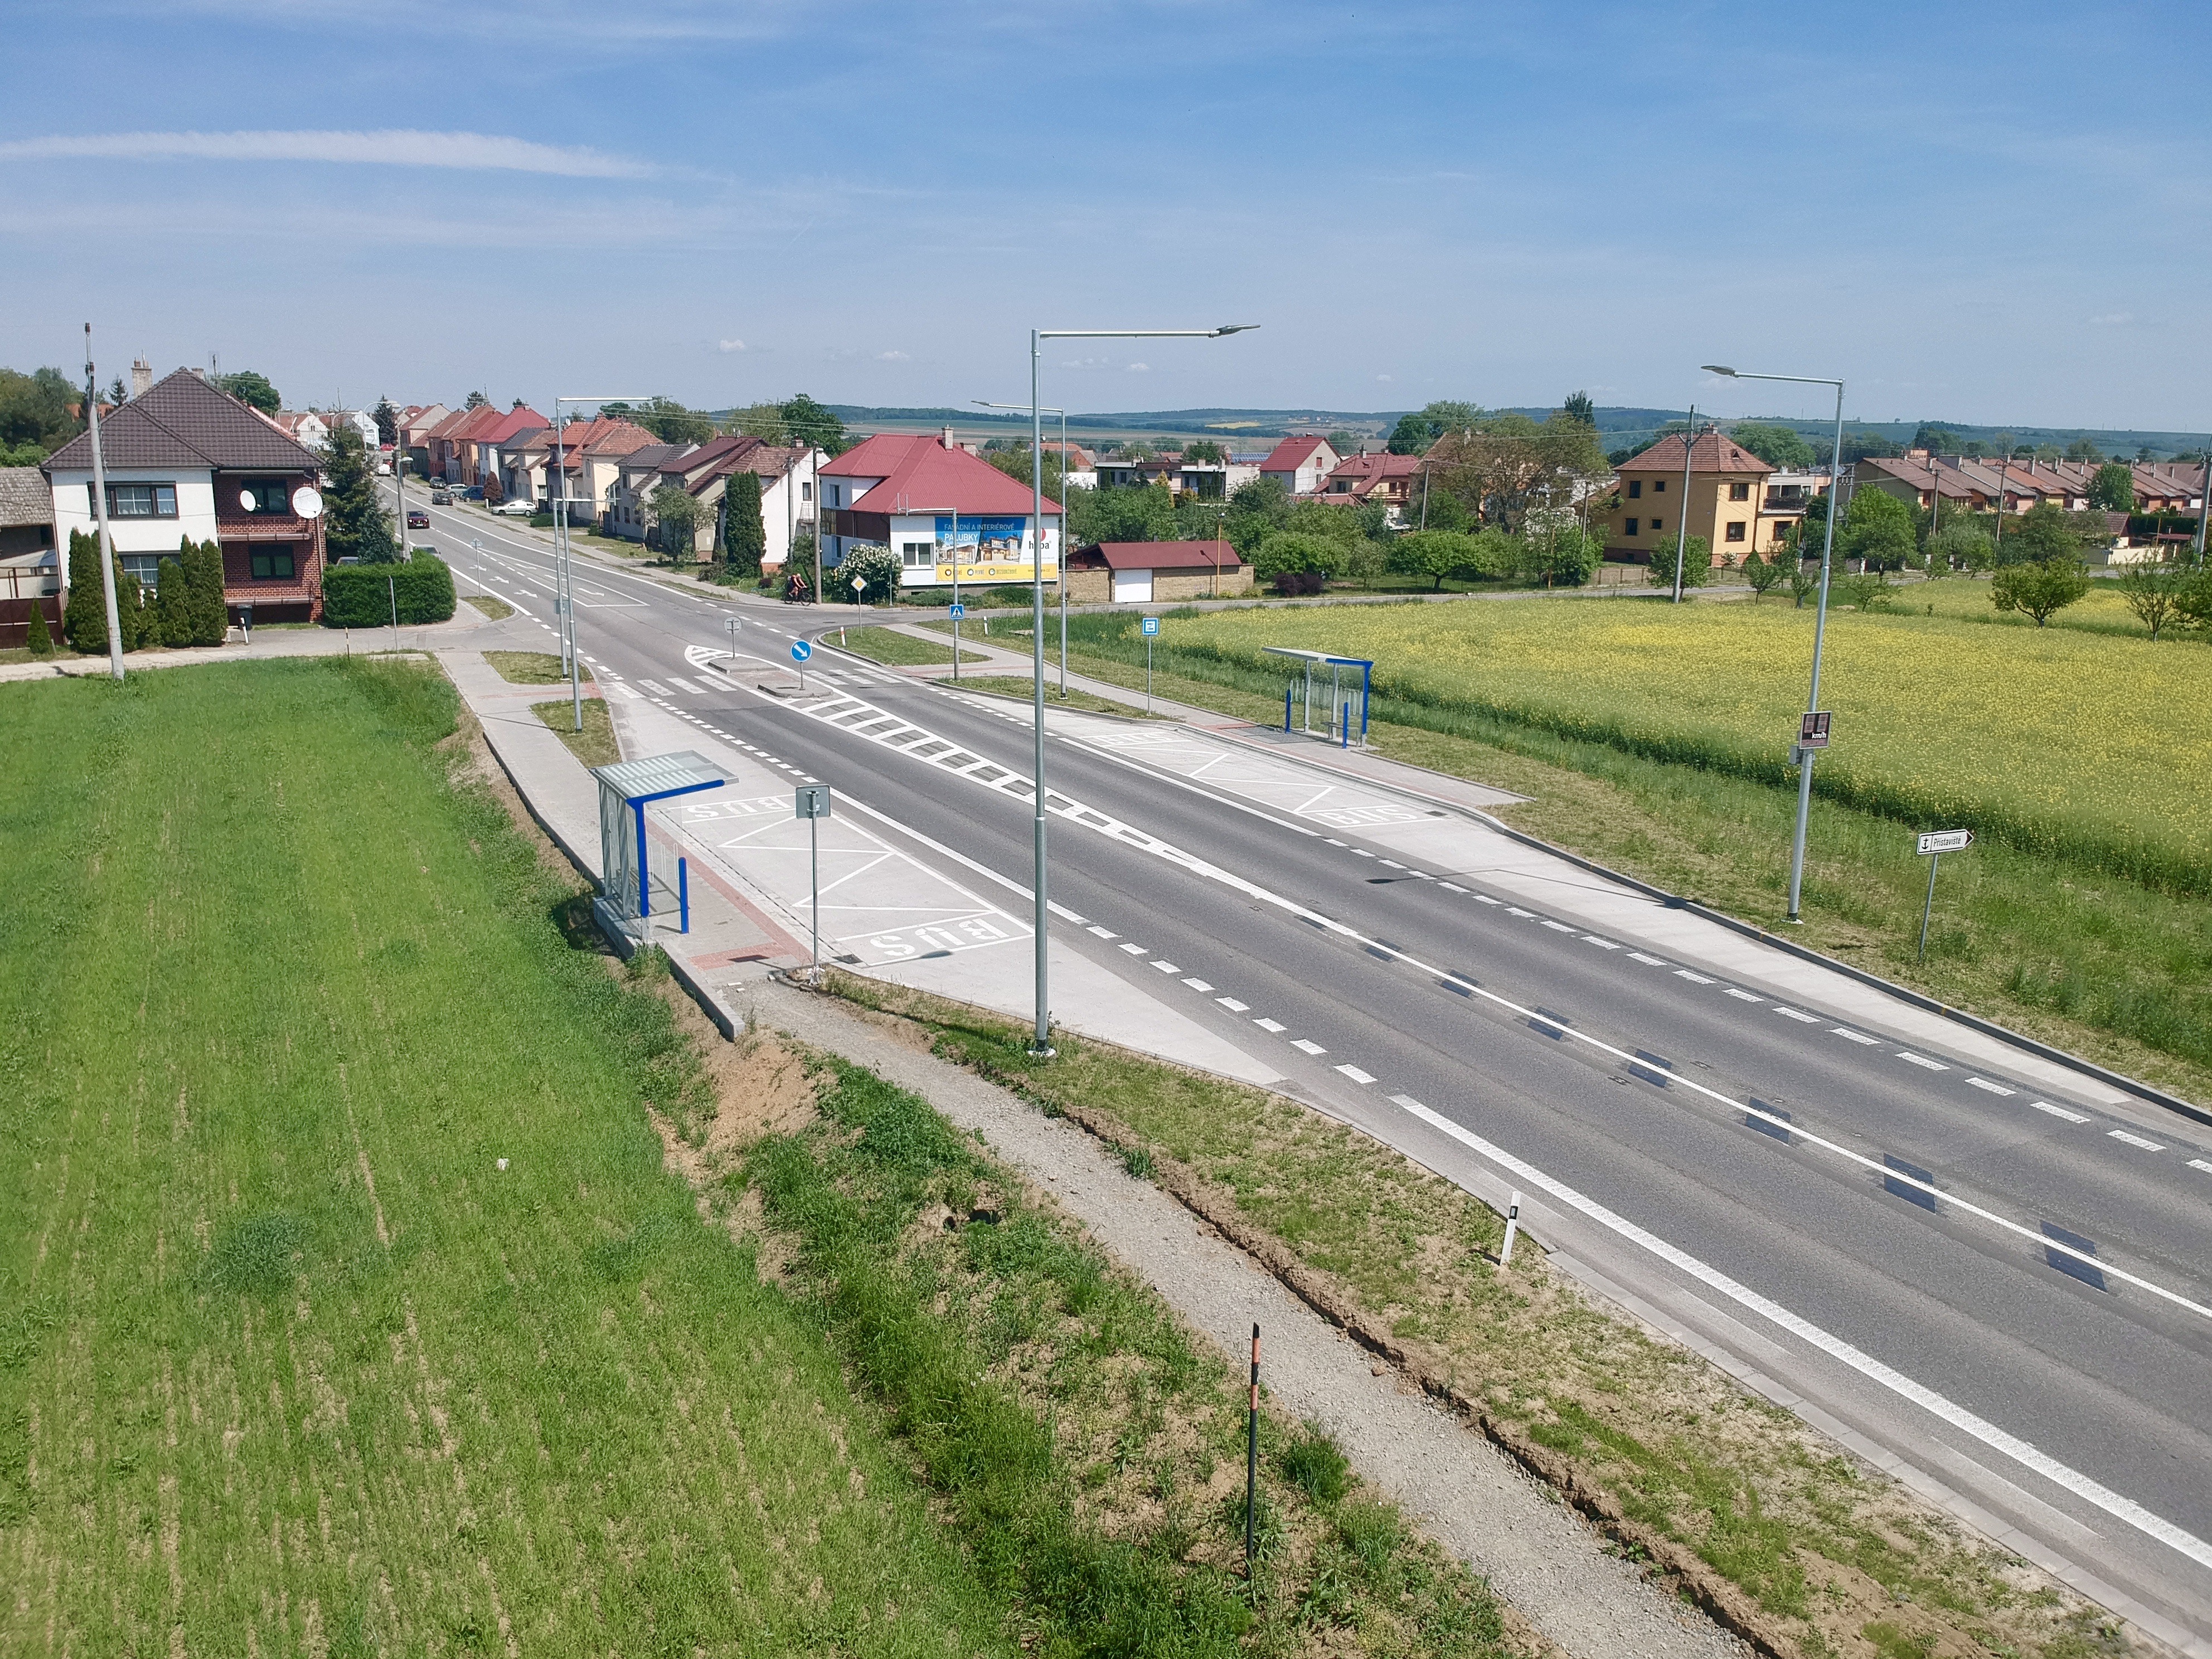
[977,399,1073,693]
[1672,405,1696,604]
[81,325,124,680]
[1704,366,1844,924]
[1021,326,1256,1056]
[555,395,647,730]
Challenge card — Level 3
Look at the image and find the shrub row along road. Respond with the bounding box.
[397,491,2212,1653]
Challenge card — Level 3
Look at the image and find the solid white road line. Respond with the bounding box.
[1387,1092,2212,1575]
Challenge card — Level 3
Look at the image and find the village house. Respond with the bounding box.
[1605,430,1779,562]
[1062,539,1250,604]
[819,429,1061,589]
[0,467,61,648]
[1257,435,1341,497]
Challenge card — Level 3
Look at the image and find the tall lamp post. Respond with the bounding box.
[1020,324,1256,1056]
[554,395,646,730]
[976,398,1072,694]
[1703,365,1844,924]
[82,324,125,679]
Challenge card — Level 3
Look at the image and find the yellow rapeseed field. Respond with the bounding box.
[1165,596,2212,889]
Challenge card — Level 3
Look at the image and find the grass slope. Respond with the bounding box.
[833,624,986,667]
[0,660,1010,1656]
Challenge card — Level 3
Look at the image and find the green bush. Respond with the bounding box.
[321,553,457,628]
[25,599,54,656]
[62,530,105,653]
[185,538,227,644]
[154,556,191,646]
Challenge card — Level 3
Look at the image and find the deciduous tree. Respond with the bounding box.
[1728,421,1817,470]
[1647,535,1713,590]
[648,483,700,561]
[1841,489,1917,571]
[1388,530,1480,590]
[1742,549,1782,599]
[2088,462,2135,512]
[215,370,281,415]
[1992,557,2088,625]
[2116,562,2187,640]
[779,394,850,457]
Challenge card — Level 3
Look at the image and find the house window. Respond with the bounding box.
[801,482,813,503]
[1653,479,1665,492]
[1729,482,1750,501]
[250,547,297,580]
[1624,518,1639,536]
[239,477,291,513]
[118,553,166,586]
[1725,521,1747,542]
[91,482,177,518]
[1628,479,1642,499]
[900,541,934,568]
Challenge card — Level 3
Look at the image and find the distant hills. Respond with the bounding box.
[828,402,2208,459]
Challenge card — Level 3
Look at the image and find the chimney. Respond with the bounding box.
[942,425,956,450]
[130,359,152,400]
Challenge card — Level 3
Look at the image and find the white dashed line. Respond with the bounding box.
[1352,849,1376,858]
[1965,1077,2016,1097]
[1335,1065,1375,1084]
[1325,838,1347,847]
[1291,1039,1327,1055]
[1474,894,1501,905]
[1087,925,1116,938]
[2033,1101,2091,1123]
[1379,859,1404,869]
[1583,936,1623,949]
[2189,1159,2212,1175]
[1216,997,1249,1012]
[1505,906,1534,917]
[1629,952,1667,966]
[1540,919,1578,933]
[1118,942,1148,955]
[1151,960,1180,974]
[1831,1027,1881,1045]
[1254,1018,1285,1032]
[1724,988,1764,1002]
[1772,1006,1820,1023]
[1674,969,1714,984]
[1181,977,1213,992]
[2109,1131,2166,1152]
[1439,882,1467,893]
[1896,1051,1949,1071]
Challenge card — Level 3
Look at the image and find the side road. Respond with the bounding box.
[743,974,1748,1659]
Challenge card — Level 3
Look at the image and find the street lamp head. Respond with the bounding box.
[1701,365,1738,377]
[1211,324,1260,337]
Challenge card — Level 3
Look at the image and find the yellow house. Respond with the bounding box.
[1605,430,1780,564]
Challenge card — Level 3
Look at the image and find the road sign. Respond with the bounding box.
[790,639,812,663]
[794,784,832,819]
[1141,615,1161,637]
[1917,828,1973,856]
[948,601,966,620]
[1798,710,1831,749]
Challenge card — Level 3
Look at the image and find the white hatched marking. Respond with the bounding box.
[1335,1065,1375,1084]
[1254,1018,1285,1032]
[1217,997,1249,1012]
[2109,1130,2166,1152]
[1291,1039,1327,1055]
[1965,1077,2016,1097]
[2032,1100,2090,1123]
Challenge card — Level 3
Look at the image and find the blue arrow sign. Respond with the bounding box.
[948,602,966,619]
[791,639,812,663]
[1141,615,1161,637]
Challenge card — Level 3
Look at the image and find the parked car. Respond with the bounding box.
[430,489,452,506]
[463,486,484,501]
[406,510,430,528]
[493,499,534,517]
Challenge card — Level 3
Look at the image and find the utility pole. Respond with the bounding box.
[1672,406,1696,603]
[83,325,124,679]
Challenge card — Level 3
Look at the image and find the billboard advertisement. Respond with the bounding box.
[925,514,1056,585]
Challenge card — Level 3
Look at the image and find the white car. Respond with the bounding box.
[492,499,535,517]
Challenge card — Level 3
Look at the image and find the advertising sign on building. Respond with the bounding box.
[931,514,1057,584]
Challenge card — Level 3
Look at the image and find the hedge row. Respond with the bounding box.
[321,554,457,628]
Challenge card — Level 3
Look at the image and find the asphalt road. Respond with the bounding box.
[401,492,2212,1650]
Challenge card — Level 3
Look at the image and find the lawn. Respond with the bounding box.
[833,624,986,667]
[534,695,619,765]
[0,660,1013,1656]
[483,648,583,685]
[1124,597,2212,896]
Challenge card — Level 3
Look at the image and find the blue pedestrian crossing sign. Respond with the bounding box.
[791,639,812,663]
[1141,615,1161,637]
[948,601,967,619]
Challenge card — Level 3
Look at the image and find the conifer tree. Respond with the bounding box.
[63,529,105,652]
[116,560,148,651]
[25,598,53,656]
[322,422,397,563]
[155,556,190,647]
[184,537,229,644]
[721,471,766,576]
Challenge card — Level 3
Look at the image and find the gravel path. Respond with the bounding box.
[753,981,1748,1659]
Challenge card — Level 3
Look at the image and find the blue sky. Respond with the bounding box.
[2,1,2207,432]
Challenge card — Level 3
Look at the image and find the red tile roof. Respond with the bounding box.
[1259,435,1333,471]
[1615,430,1773,476]
[1075,539,1242,571]
[823,433,1061,516]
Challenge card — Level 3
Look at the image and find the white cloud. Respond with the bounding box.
[0,129,654,178]
[1376,373,1394,382]
[1126,362,1150,372]
[717,338,746,353]
[876,350,910,361]
[2087,311,2133,326]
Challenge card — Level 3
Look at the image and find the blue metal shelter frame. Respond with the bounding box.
[591,751,726,922]
[1262,647,1372,748]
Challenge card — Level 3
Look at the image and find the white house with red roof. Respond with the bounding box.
[819,429,1061,589]
[1258,435,1341,497]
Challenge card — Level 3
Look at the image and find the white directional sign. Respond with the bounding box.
[1918,829,1973,856]
[790,639,812,663]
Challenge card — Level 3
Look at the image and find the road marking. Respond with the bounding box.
[1965,1077,2016,1097]
[1118,942,1148,955]
[639,679,668,695]
[1772,1006,1820,1023]
[1216,997,1249,1011]
[1151,960,1180,974]
[693,676,725,692]
[1254,1018,1285,1032]
[1474,894,1501,905]
[1291,1039,1327,1055]
[1896,1051,1949,1071]
[1629,952,1667,966]
[1439,882,1467,893]
[608,684,643,700]
[1725,988,1764,1002]
[1505,905,1534,917]
[1540,919,1578,933]
[1674,969,1715,984]
[1385,1092,2212,1574]
[1087,925,1117,939]
[2190,1159,2212,1175]
[1325,838,1347,846]
[1181,977,1212,991]
[1583,935,1623,949]
[1831,1027,1881,1044]
[1380,858,1404,869]
[1335,1064,1375,1084]
[2108,1130,2166,1152]
[1352,848,1376,858]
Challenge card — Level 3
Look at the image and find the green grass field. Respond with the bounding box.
[0,661,1011,1656]
[833,624,986,667]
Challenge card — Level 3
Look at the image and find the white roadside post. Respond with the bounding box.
[1702,365,1846,923]
[1916,828,1975,962]
[795,784,832,980]
[1500,1191,1522,1267]
[1022,324,1258,1056]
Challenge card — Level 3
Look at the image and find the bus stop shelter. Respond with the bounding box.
[591,751,727,928]
[1262,646,1373,748]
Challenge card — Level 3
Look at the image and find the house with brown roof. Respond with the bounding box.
[819,430,1063,589]
[1605,430,1777,562]
[1063,539,1249,604]
[676,438,823,570]
[1,467,61,648]
[1317,453,1424,522]
[42,368,327,622]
